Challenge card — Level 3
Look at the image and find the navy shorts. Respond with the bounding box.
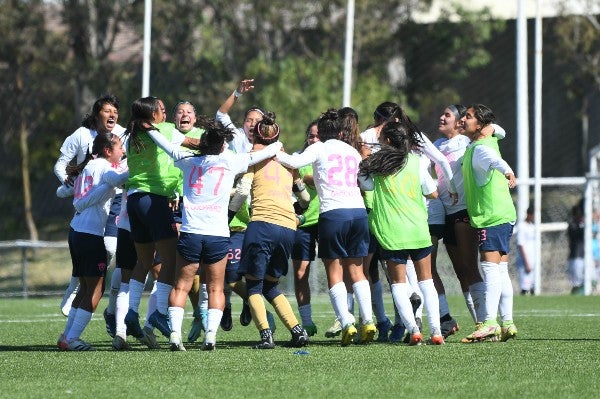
[291,224,318,261]
[476,222,514,255]
[380,246,432,265]
[428,224,445,241]
[444,209,470,246]
[104,193,122,238]
[239,221,296,280]
[225,231,245,284]
[318,208,369,259]
[368,232,379,254]
[177,232,231,265]
[127,192,178,243]
[116,228,137,270]
[68,228,108,278]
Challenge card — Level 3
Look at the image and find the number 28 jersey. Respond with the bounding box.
[278,139,365,214]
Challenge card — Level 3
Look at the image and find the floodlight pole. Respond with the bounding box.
[516,0,530,219]
[142,0,152,97]
[533,0,543,295]
[342,0,355,107]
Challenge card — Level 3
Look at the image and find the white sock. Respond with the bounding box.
[104,236,117,266]
[107,267,121,314]
[199,284,208,312]
[207,308,224,333]
[419,279,441,336]
[298,304,313,325]
[353,279,373,324]
[347,292,355,315]
[60,277,79,309]
[406,260,424,318]
[65,309,93,341]
[63,306,78,336]
[390,283,417,332]
[463,291,477,323]
[329,282,354,327]
[145,281,158,328]
[438,293,450,318]
[128,278,145,312]
[115,283,129,337]
[168,306,185,335]
[155,282,172,315]
[469,281,487,323]
[371,280,388,323]
[498,261,514,323]
[480,261,501,323]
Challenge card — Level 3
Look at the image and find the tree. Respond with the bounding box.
[551,0,600,169]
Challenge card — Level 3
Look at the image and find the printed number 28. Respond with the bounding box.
[327,154,358,187]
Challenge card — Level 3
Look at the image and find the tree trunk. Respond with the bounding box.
[581,96,590,172]
[16,70,39,242]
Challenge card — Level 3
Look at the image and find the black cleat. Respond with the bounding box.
[253,328,275,349]
[221,305,233,331]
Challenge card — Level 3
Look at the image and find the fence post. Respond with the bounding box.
[21,246,29,299]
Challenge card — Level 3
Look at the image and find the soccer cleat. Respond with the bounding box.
[103,308,116,338]
[404,317,422,344]
[169,332,186,351]
[409,292,422,314]
[288,326,309,348]
[376,318,393,342]
[66,338,95,351]
[221,305,233,331]
[440,317,459,339]
[149,310,172,338]
[112,334,130,351]
[389,323,406,343]
[56,333,68,351]
[409,331,423,346]
[304,323,318,337]
[462,321,501,343]
[341,323,357,347]
[253,329,275,349]
[240,301,252,326]
[325,318,343,338]
[124,309,145,339]
[427,334,445,345]
[500,323,518,342]
[267,311,276,334]
[358,322,377,344]
[139,326,160,349]
[460,323,482,343]
[202,331,217,351]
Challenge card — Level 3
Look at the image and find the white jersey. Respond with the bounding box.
[69,158,129,236]
[433,134,470,215]
[516,220,537,269]
[360,127,380,154]
[116,190,130,232]
[216,110,252,154]
[276,139,365,214]
[54,124,126,184]
[147,130,281,237]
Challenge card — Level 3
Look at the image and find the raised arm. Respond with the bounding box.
[147,129,193,161]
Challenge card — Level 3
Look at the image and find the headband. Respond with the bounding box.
[448,105,461,120]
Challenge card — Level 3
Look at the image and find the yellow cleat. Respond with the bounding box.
[341,323,357,346]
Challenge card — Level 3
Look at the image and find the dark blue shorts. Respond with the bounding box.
[380,246,432,264]
[318,208,369,259]
[104,193,122,238]
[239,221,296,280]
[368,232,379,254]
[428,224,445,241]
[291,224,318,261]
[127,192,178,244]
[225,231,245,284]
[476,222,514,255]
[68,228,108,278]
[444,209,470,246]
[116,228,137,270]
[177,232,231,265]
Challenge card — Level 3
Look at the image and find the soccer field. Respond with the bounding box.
[0,294,598,398]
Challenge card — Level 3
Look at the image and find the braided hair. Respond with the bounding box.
[359,122,412,176]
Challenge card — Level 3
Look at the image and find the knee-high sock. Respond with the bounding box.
[155,282,172,315]
[406,260,424,318]
[353,279,374,324]
[463,290,477,323]
[438,293,450,318]
[206,308,223,333]
[481,261,501,323]
[168,306,185,335]
[469,281,487,324]
[271,294,299,330]
[107,267,121,314]
[419,279,441,336]
[390,283,418,332]
[144,281,158,328]
[248,294,269,330]
[329,281,354,327]
[498,261,514,324]
[115,282,129,337]
[371,280,388,323]
[65,308,93,341]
